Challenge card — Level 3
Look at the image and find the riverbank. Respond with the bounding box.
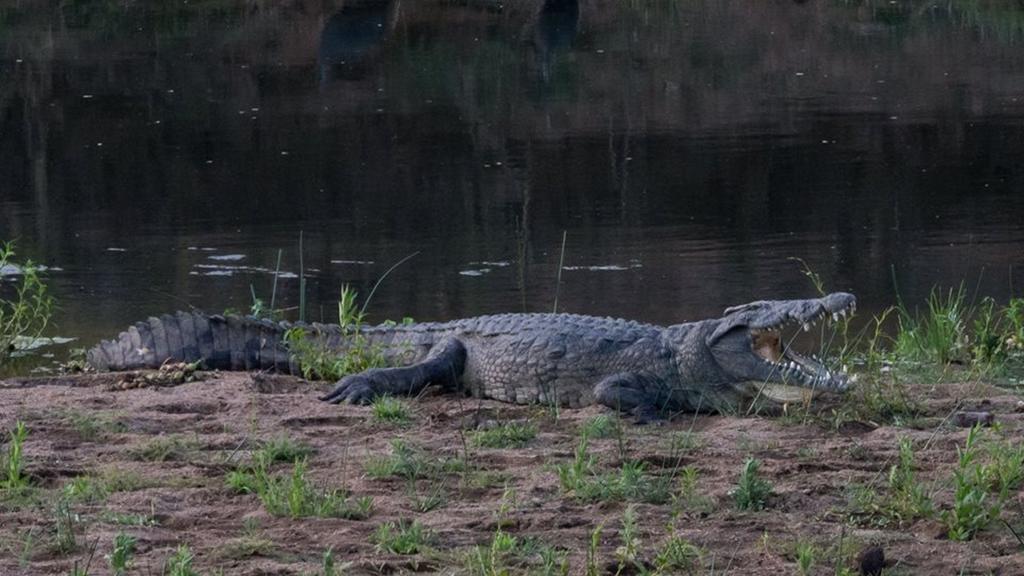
[1,370,1022,574]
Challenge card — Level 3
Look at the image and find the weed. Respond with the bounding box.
[373,519,432,554]
[284,285,389,381]
[409,481,447,513]
[371,395,413,425]
[472,421,537,448]
[732,457,772,511]
[3,420,29,491]
[62,410,126,441]
[131,434,201,462]
[944,426,1001,541]
[53,499,80,554]
[668,430,702,456]
[109,532,136,575]
[985,430,1024,499]
[556,435,670,504]
[585,523,603,576]
[831,373,921,429]
[220,518,273,560]
[887,437,933,524]
[653,533,702,573]
[62,476,109,504]
[972,297,1005,364]
[164,544,199,576]
[579,414,620,439]
[97,511,158,527]
[364,439,464,481]
[794,539,817,576]
[614,505,641,574]
[672,465,713,516]
[236,458,373,520]
[894,284,971,365]
[0,241,55,365]
[257,435,313,464]
[465,531,510,575]
[846,438,933,527]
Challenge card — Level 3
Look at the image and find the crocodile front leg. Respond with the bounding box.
[320,337,467,405]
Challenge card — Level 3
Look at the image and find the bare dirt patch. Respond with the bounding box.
[1,372,1022,574]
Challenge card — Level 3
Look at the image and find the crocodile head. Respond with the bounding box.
[706,292,856,401]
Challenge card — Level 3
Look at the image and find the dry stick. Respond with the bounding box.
[298,230,306,322]
[553,230,567,314]
[270,248,283,312]
[359,251,421,318]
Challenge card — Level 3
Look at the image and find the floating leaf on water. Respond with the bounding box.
[10,336,76,354]
[207,254,246,261]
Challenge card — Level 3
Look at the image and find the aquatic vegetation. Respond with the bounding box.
[0,242,55,366]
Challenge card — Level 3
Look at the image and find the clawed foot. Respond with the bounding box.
[319,369,388,405]
[632,405,668,426]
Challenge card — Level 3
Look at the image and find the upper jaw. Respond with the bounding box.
[747,296,857,392]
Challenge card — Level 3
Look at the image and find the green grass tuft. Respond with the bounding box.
[732,457,773,511]
[471,421,537,448]
[371,395,413,425]
[373,519,433,555]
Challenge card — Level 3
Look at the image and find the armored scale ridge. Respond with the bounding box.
[87,293,856,418]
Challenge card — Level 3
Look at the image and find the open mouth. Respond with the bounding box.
[749,301,855,391]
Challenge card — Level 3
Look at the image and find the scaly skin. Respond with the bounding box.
[87,293,856,416]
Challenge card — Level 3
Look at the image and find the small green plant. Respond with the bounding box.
[472,421,537,448]
[672,465,713,516]
[579,414,620,439]
[62,476,109,504]
[53,499,80,554]
[653,532,702,573]
[285,285,389,381]
[943,426,1001,541]
[614,505,641,575]
[131,434,200,462]
[894,284,971,365]
[256,435,313,463]
[585,523,603,576]
[0,241,55,365]
[794,539,817,576]
[463,526,554,576]
[3,420,29,491]
[267,460,372,519]
[556,434,670,504]
[371,395,412,425]
[164,544,199,576]
[887,437,933,524]
[372,519,432,554]
[733,457,772,511]
[364,439,464,481]
[228,457,373,520]
[972,296,1005,364]
[109,532,136,575]
[62,410,126,441]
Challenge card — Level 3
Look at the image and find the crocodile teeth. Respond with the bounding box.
[802,323,811,332]
[832,312,839,321]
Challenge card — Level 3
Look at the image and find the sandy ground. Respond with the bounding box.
[0,371,1023,575]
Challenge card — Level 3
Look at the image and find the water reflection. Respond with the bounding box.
[319,0,396,83]
[534,0,579,84]
[0,0,1023,358]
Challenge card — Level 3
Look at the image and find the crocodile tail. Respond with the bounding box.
[86,312,296,373]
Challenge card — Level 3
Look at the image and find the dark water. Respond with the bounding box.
[2,0,1024,362]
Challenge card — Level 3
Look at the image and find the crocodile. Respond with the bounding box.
[86,292,856,416]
